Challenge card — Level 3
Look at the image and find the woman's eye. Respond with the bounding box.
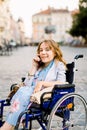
[45,48,50,51]
[39,49,43,52]
[39,48,50,52]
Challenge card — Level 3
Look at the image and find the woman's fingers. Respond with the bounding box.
[33,55,41,62]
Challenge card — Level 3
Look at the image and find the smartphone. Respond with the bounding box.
[38,56,43,66]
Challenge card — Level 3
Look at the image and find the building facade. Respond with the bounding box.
[0,0,26,47]
[0,0,10,46]
[32,7,73,43]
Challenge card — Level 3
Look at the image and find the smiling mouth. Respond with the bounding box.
[41,56,48,59]
[42,57,48,60]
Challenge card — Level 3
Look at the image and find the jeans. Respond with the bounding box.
[6,86,34,126]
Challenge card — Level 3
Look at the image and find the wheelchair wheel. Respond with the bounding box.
[15,120,32,130]
[47,93,87,130]
[15,110,32,130]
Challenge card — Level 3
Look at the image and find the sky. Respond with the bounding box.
[9,0,79,37]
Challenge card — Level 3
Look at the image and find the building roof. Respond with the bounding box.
[71,9,79,15]
[33,6,69,16]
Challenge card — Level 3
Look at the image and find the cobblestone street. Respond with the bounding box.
[0,46,36,98]
[0,46,87,129]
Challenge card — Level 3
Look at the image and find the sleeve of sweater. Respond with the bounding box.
[56,62,66,82]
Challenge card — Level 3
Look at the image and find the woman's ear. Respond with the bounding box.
[54,52,57,58]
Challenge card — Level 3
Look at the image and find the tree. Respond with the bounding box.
[69,0,87,45]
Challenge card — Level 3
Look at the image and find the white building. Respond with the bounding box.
[32,7,73,43]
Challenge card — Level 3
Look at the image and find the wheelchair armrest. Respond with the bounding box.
[40,91,53,109]
[41,91,53,101]
[52,84,75,95]
[54,84,75,89]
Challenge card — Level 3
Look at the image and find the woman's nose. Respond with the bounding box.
[41,50,46,54]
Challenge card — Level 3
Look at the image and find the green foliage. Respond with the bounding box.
[68,0,87,44]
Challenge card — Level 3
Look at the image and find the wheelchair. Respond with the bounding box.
[0,54,87,130]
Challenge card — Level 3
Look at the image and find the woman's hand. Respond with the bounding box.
[32,55,41,68]
[34,81,43,93]
[34,81,68,93]
[29,55,41,75]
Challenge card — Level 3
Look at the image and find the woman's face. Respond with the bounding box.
[39,42,55,66]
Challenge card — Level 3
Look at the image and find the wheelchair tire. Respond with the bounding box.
[15,121,32,130]
[47,93,87,130]
[15,110,32,130]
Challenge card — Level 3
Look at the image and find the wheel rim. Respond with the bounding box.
[47,93,87,130]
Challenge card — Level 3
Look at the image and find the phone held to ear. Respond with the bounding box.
[38,56,43,66]
[38,60,43,66]
[34,55,43,67]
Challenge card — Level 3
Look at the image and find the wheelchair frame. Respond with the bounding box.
[0,54,87,130]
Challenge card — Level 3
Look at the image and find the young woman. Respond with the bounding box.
[0,39,66,130]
